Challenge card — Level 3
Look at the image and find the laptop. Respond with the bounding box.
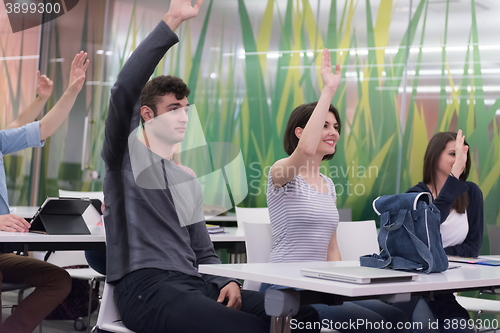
[301,266,418,284]
[30,197,92,235]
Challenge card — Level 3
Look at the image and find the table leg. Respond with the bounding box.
[271,316,284,333]
[283,316,292,333]
[265,289,300,333]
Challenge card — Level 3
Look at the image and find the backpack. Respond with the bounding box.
[360,192,449,273]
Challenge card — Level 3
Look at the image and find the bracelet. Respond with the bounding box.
[450,172,457,178]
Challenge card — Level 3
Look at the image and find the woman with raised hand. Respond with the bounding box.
[402,130,482,333]
[263,49,408,333]
[0,51,89,333]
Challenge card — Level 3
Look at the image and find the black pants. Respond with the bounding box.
[115,269,320,333]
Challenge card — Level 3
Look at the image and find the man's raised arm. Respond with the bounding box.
[102,0,204,168]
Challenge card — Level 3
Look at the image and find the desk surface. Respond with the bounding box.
[199,261,500,298]
[0,227,243,243]
[11,206,237,223]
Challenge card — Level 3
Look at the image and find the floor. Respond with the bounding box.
[2,288,99,333]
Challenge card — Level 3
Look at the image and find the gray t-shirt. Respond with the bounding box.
[267,168,339,263]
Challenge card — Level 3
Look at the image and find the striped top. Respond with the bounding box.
[267,168,339,263]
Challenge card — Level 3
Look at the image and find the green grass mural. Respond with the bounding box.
[92,0,500,251]
[1,0,499,255]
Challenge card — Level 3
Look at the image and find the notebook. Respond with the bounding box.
[447,256,500,266]
[30,197,92,235]
[301,266,418,284]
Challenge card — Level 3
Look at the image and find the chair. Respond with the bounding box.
[45,251,105,332]
[235,206,271,229]
[336,220,379,261]
[92,282,135,333]
[242,220,273,291]
[1,283,43,332]
[234,207,271,264]
[454,224,500,326]
[1,282,29,312]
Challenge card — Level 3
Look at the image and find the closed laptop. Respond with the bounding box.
[301,266,418,284]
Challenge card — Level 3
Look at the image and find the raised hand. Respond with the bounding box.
[451,129,468,178]
[36,70,53,99]
[67,51,89,94]
[164,0,204,31]
[321,49,341,91]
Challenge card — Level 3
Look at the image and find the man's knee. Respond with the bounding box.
[42,266,72,298]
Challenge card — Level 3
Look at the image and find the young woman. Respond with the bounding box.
[262,49,408,333]
[0,51,89,333]
[403,130,483,333]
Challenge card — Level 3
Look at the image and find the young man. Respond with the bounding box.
[0,51,89,333]
[101,1,319,332]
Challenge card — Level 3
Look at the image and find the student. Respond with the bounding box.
[403,130,482,333]
[0,51,89,333]
[101,1,319,332]
[263,49,409,333]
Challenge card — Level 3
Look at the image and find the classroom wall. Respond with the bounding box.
[1,0,499,253]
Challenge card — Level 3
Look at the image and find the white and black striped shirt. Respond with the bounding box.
[267,168,339,263]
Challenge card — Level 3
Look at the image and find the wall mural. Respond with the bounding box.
[1,0,499,255]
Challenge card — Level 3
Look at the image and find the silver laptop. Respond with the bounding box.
[301,266,418,284]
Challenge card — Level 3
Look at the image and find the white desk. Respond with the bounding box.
[200,261,500,333]
[0,227,243,252]
[209,227,244,242]
[199,261,500,298]
[11,207,237,223]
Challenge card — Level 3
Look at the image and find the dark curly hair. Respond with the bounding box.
[140,75,190,121]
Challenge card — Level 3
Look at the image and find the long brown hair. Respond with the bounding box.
[423,132,470,213]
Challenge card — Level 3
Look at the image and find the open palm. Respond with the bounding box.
[168,0,204,22]
[68,51,90,94]
[320,49,341,90]
[36,71,53,99]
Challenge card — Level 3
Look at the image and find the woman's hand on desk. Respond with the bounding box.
[217,282,242,310]
[0,214,30,233]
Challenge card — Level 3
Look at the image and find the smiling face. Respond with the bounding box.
[317,111,340,156]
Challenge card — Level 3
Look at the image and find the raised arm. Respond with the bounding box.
[39,51,89,140]
[102,0,203,168]
[6,71,53,129]
[271,49,341,187]
[163,0,204,31]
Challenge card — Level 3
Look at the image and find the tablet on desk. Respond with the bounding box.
[30,198,91,235]
[301,266,418,284]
